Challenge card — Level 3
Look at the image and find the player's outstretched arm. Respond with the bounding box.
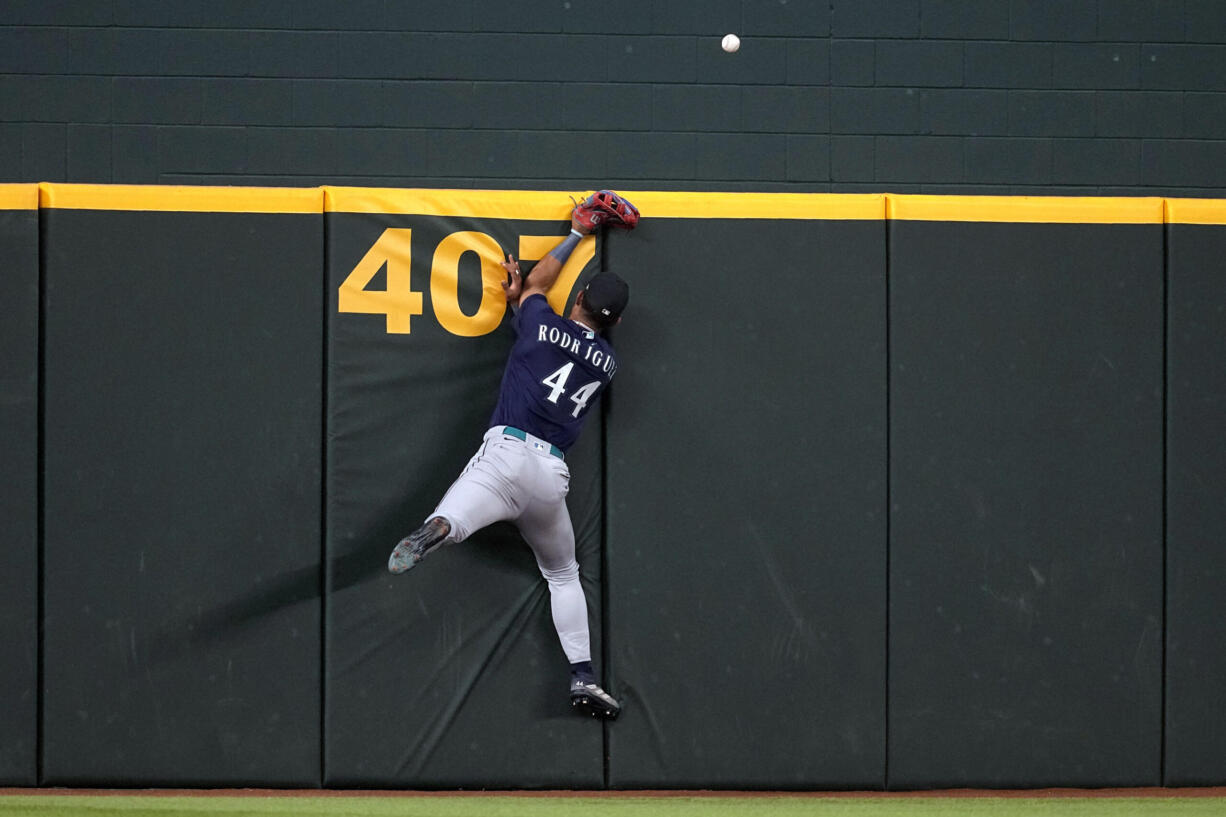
[500,214,591,310]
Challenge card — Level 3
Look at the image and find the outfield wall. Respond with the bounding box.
[1,185,1223,790]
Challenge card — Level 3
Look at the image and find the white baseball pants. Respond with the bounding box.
[429,426,590,664]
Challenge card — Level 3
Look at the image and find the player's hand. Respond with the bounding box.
[570,213,593,235]
[501,252,523,302]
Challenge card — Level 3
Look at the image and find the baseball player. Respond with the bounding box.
[388,192,638,720]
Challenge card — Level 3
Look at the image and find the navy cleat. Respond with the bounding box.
[388,517,451,574]
[570,679,621,720]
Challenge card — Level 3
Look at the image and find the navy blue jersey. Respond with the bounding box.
[488,294,617,452]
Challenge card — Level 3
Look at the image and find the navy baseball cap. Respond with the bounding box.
[583,272,630,320]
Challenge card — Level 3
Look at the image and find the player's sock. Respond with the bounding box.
[569,660,595,685]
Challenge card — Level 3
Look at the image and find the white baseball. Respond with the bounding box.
[721,33,740,53]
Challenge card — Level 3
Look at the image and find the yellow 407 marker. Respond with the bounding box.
[337,228,596,337]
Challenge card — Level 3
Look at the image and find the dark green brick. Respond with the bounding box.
[4,76,112,124]
[1008,91,1095,137]
[338,33,428,80]
[1053,44,1141,91]
[384,0,474,31]
[336,128,432,176]
[562,0,655,33]
[1142,45,1226,91]
[202,79,294,126]
[874,40,964,88]
[921,89,1009,136]
[291,0,385,30]
[470,83,557,129]
[65,29,151,74]
[965,42,1052,89]
[68,29,252,76]
[112,0,291,27]
[694,133,786,180]
[427,129,520,177]
[1052,138,1141,185]
[1185,0,1226,43]
[652,85,742,132]
[831,40,874,87]
[66,124,111,183]
[1011,0,1096,40]
[0,27,68,73]
[964,137,1052,183]
[744,0,830,36]
[250,31,337,78]
[875,135,962,183]
[743,86,829,133]
[157,125,248,175]
[831,134,874,182]
[472,0,562,32]
[113,78,204,125]
[2,0,112,25]
[22,123,66,181]
[488,35,589,82]
[787,39,831,85]
[1097,0,1184,42]
[1142,140,1226,187]
[1096,91,1182,138]
[786,134,830,181]
[606,132,696,179]
[513,131,606,177]
[604,36,696,82]
[831,87,920,134]
[0,125,20,179]
[832,0,919,37]
[112,126,159,183]
[556,84,654,131]
[921,0,1009,38]
[652,0,739,34]
[1184,93,1226,139]
[246,127,337,174]
[292,80,383,127]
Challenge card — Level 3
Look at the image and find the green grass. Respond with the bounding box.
[1,795,1226,817]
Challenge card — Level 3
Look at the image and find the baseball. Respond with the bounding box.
[721,33,740,53]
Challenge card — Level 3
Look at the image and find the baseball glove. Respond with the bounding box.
[572,189,640,231]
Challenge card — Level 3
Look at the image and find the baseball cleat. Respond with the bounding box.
[388,517,450,574]
[570,679,621,720]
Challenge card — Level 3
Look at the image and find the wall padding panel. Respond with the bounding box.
[1165,212,1226,786]
[41,191,323,786]
[888,211,1164,788]
[0,187,39,785]
[323,198,606,788]
[604,213,888,788]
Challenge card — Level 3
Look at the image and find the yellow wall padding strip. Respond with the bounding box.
[324,187,886,220]
[1164,198,1226,225]
[323,187,579,219]
[17,183,1226,223]
[616,191,886,220]
[887,195,1165,224]
[39,183,323,213]
[0,184,39,210]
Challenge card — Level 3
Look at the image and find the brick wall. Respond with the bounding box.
[2,0,1226,194]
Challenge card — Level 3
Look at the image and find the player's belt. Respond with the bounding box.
[501,426,564,460]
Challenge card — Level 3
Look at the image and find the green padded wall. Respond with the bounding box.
[888,214,1164,788]
[1165,218,1226,786]
[324,198,608,787]
[41,198,323,786]
[604,213,888,788]
[0,192,38,785]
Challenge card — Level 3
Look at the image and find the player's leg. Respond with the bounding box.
[517,461,620,719]
[388,430,527,574]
